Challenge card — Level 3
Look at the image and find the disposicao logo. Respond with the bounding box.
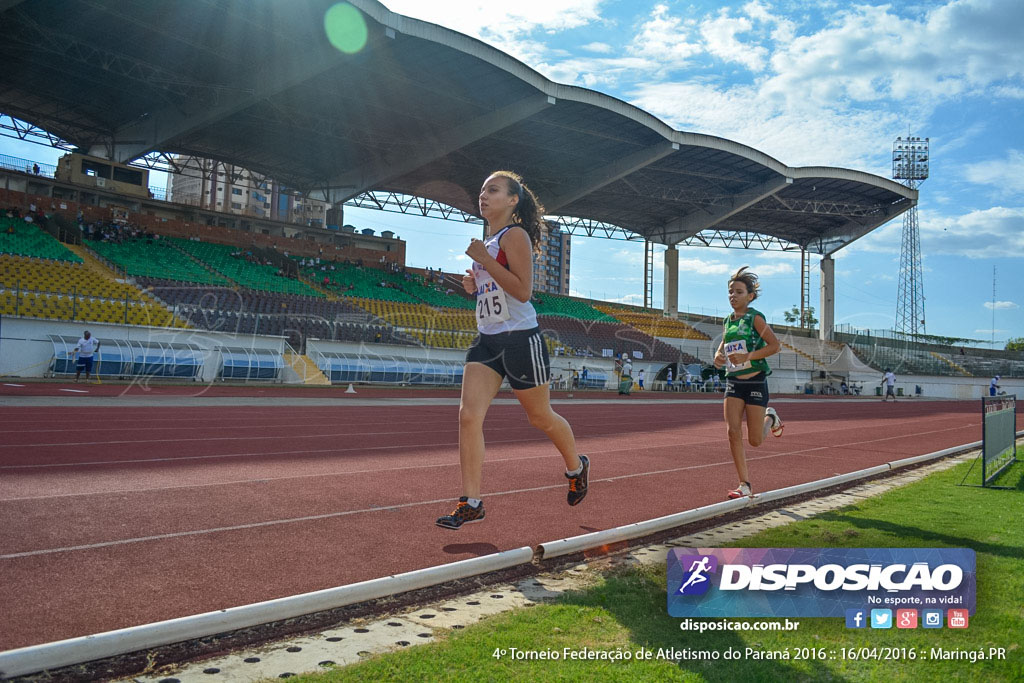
[675,555,718,595]
[667,548,975,618]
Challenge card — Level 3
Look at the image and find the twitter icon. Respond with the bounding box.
[871,609,892,629]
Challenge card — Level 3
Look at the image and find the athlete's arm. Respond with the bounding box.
[472,226,534,302]
[750,315,781,360]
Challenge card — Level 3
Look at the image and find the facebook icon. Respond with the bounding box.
[845,608,867,629]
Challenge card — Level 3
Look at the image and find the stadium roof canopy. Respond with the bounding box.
[0,0,915,255]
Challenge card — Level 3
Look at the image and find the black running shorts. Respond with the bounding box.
[466,327,550,390]
[724,372,769,407]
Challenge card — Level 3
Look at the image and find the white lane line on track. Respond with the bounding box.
[0,427,978,558]
[0,416,976,471]
[0,436,553,470]
[0,412,701,436]
[0,411,716,447]
[0,435,736,500]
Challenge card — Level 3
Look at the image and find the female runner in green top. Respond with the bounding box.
[713,266,784,499]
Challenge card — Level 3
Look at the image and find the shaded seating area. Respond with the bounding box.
[218,346,284,380]
[48,335,203,379]
[314,352,464,385]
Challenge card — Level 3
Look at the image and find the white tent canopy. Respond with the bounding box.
[824,346,877,376]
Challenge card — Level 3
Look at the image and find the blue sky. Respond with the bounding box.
[3,0,1022,346]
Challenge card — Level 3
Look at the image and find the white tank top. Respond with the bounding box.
[472,225,538,335]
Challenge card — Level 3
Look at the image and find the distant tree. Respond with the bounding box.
[1006,337,1024,352]
[783,305,817,328]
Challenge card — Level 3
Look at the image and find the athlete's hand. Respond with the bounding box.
[462,269,476,295]
[713,350,726,368]
[727,351,749,366]
[465,238,489,263]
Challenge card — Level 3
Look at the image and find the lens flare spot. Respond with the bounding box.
[324,3,368,54]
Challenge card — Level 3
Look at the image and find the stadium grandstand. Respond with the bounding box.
[0,0,1020,394]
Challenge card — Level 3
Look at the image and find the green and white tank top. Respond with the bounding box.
[722,307,771,377]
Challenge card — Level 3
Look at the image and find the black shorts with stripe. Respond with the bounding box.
[466,326,550,390]
[724,371,770,407]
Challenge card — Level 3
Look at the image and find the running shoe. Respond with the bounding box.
[727,481,752,499]
[566,454,590,506]
[435,497,485,530]
[766,407,784,437]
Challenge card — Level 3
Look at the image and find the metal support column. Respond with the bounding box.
[643,240,654,309]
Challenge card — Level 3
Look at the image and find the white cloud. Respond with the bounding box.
[581,41,613,53]
[851,206,1024,259]
[621,0,1023,170]
[984,300,1019,310]
[964,150,1024,195]
[676,256,733,276]
[751,261,796,277]
[763,0,1024,108]
[627,80,899,169]
[537,55,656,89]
[627,4,702,69]
[380,0,605,38]
[701,12,767,72]
[922,206,1024,258]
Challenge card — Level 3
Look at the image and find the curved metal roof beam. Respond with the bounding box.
[790,166,916,198]
[546,141,680,212]
[660,175,793,246]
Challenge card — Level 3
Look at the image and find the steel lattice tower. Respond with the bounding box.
[893,136,928,336]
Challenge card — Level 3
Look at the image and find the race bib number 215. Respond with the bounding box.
[477,287,511,325]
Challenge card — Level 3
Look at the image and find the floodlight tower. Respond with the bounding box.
[893,136,928,337]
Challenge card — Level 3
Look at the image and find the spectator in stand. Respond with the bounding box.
[32,163,40,175]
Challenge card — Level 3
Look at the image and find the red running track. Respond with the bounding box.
[0,390,980,650]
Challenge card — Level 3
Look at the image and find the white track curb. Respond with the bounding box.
[0,546,534,678]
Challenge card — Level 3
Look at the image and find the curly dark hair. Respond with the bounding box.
[488,170,544,254]
[728,266,760,300]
